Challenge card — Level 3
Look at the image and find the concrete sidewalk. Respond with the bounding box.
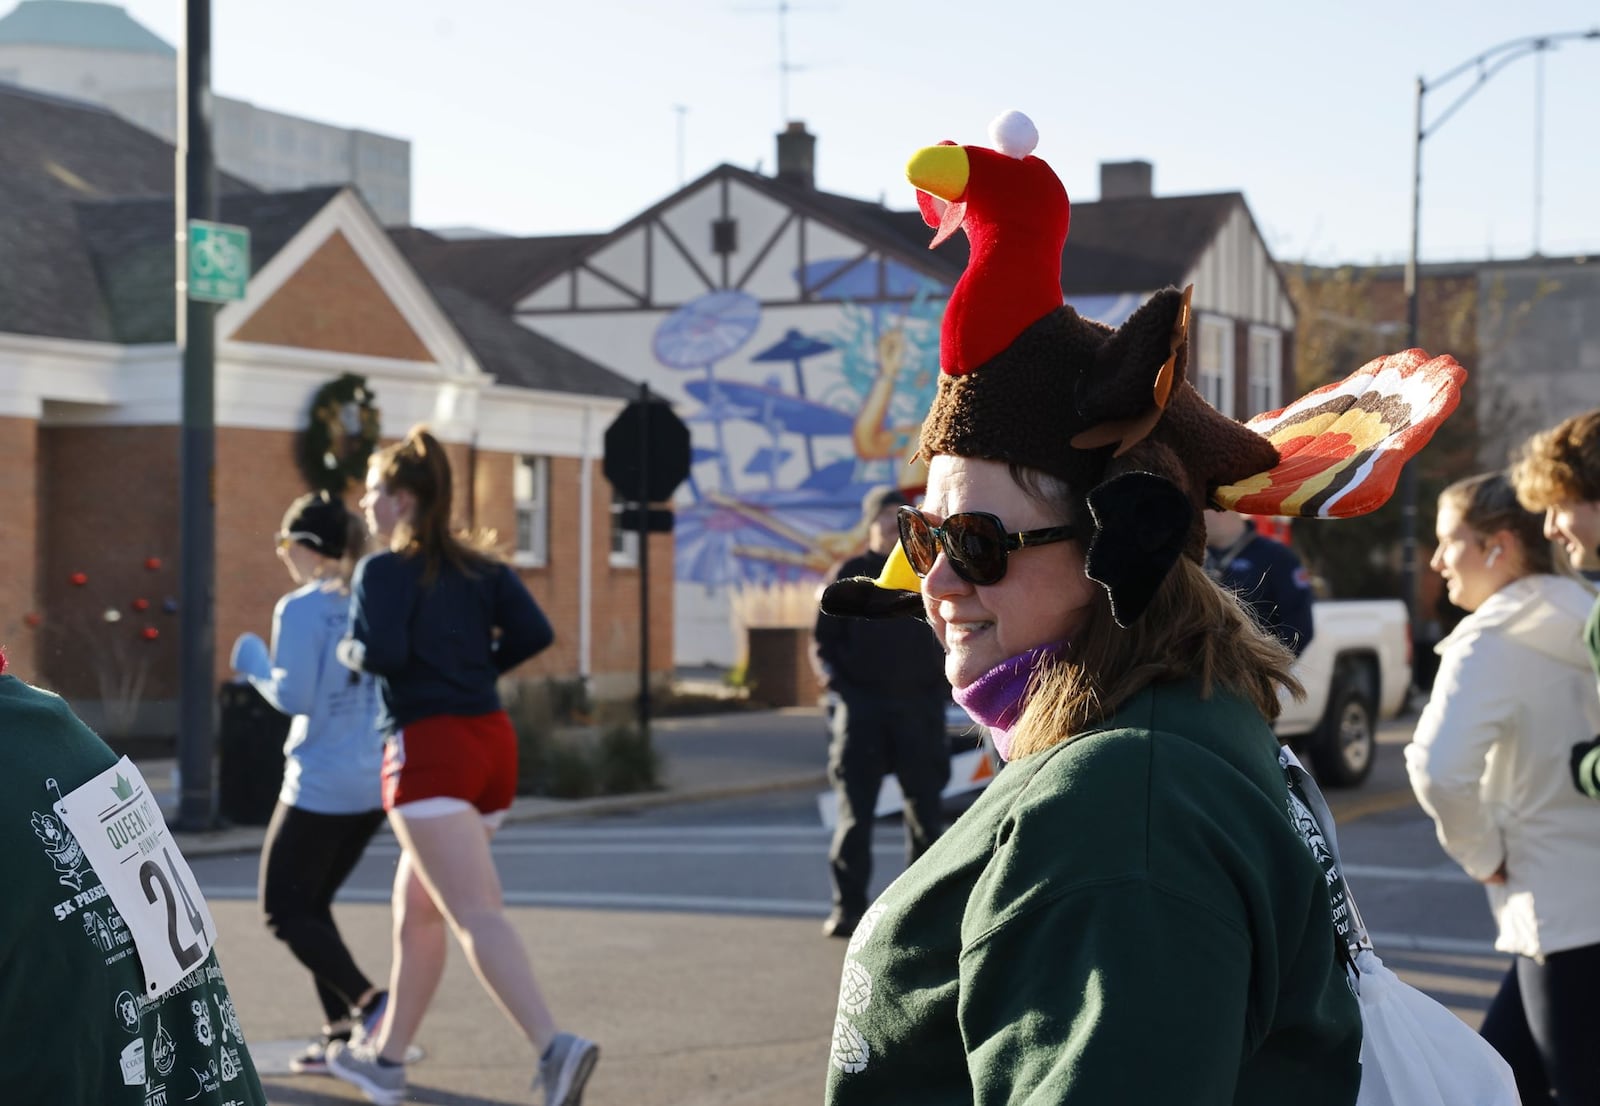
[151,706,834,858]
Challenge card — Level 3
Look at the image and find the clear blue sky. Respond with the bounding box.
[118,0,1600,265]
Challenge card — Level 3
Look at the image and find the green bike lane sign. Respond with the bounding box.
[187,219,250,303]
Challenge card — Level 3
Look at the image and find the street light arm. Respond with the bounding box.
[1423,47,1551,140]
[1425,28,1598,91]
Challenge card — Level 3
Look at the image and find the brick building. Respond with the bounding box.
[0,84,667,738]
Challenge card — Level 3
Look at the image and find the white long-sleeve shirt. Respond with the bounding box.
[1405,574,1600,958]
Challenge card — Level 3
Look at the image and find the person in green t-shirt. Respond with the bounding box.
[0,655,267,1105]
[1511,407,1600,796]
[814,110,1465,1105]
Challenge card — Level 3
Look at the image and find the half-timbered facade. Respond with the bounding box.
[403,131,1301,665]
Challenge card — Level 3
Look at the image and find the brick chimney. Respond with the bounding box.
[775,121,815,189]
[1099,160,1153,200]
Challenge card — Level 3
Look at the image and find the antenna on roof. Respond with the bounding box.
[673,104,688,186]
[733,0,836,124]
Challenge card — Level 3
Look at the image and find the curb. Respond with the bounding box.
[170,771,829,859]
[1327,786,1417,823]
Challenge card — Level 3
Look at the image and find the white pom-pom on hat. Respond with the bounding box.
[989,110,1038,159]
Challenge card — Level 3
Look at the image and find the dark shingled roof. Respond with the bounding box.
[427,285,637,399]
[74,188,340,342]
[0,81,256,341]
[389,228,604,312]
[1060,192,1242,294]
[389,228,640,398]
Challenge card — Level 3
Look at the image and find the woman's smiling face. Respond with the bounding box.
[918,455,1094,689]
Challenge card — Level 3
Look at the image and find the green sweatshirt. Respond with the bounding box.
[0,675,266,1105]
[825,679,1361,1106]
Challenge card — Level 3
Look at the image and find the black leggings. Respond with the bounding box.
[258,801,386,1026]
[1480,941,1600,1105]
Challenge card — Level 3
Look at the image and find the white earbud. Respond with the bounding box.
[1485,545,1503,567]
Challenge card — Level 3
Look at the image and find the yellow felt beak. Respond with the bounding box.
[906,145,970,202]
[876,541,922,593]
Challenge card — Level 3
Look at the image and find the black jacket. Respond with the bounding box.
[814,550,950,698]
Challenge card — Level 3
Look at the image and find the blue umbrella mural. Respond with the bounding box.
[652,290,762,491]
[751,328,835,472]
[683,377,853,486]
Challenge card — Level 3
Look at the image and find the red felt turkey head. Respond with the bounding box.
[908,111,1071,376]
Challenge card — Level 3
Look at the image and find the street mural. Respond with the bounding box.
[658,268,1146,594]
[663,262,945,592]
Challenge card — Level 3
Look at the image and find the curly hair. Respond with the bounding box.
[1511,409,1600,511]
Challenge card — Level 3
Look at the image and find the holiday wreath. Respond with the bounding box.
[297,373,381,494]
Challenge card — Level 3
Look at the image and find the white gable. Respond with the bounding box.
[1185,204,1295,329]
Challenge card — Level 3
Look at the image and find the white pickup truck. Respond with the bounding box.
[1274,599,1412,788]
[931,598,1412,813]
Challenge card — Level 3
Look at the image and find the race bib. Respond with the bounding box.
[54,757,215,998]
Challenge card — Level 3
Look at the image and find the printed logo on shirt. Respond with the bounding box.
[831,899,891,1075]
[1293,566,1312,590]
[145,1083,169,1106]
[31,778,88,891]
[185,1059,220,1100]
[151,1015,177,1077]
[830,1015,870,1075]
[838,959,873,1016]
[84,909,117,952]
[214,993,244,1047]
[121,1038,147,1086]
[191,998,213,1047]
[218,1045,243,1084]
[116,989,143,1033]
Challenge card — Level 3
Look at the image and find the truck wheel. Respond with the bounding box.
[1308,661,1377,788]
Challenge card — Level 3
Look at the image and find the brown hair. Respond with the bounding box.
[1511,409,1600,511]
[369,425,492,584]
[1002,465,1301,759]
[1438,470,1554,576]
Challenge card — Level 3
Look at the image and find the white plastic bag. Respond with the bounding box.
[1279,749,1519,1106]
[1348,947,1519,1106]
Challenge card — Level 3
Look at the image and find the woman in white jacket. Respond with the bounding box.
[1406,470,1600,1105]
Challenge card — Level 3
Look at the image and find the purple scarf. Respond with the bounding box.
[951,640,1067,761]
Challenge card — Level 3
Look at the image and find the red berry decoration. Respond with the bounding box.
[140,627,160,642]
[22,612,42,629]
[131,598,150,612]
[145,557,162,571]
[70,572,88,586]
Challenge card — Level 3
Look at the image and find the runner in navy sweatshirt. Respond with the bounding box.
[328,425,598,1106]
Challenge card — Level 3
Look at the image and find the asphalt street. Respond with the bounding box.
[182,711,1510,1104]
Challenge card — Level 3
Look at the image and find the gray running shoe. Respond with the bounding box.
[533,1032,600,1106]
[325,1039,405,1106]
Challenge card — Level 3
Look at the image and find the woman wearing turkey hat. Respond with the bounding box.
[819,112,1467,1104]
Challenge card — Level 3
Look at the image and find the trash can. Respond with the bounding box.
[217,681,289,825]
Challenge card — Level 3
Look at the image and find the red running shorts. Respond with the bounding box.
[383,710,517,816]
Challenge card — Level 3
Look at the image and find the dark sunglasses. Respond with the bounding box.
[897,506,1077,586]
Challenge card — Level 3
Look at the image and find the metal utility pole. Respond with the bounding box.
[175,0,218,830]
[635,382,653,746]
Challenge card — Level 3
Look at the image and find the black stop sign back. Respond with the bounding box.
[603,397,691,503]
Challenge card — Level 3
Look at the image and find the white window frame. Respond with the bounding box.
[1196,314,1236,417]
[1247,326,1283,415]
[512,455,550,568]
[610,489,640,568]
